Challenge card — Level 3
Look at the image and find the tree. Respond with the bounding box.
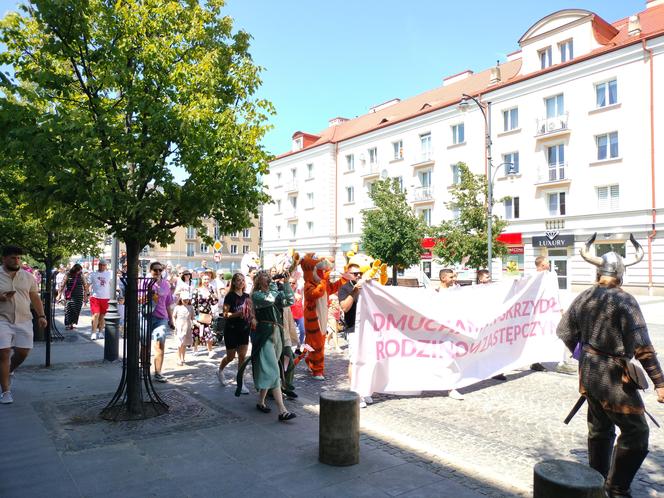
[361,178,426,286]
[0,1,272,418]
[432,162,508,271]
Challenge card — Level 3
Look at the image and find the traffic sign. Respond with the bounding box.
[213,240,222,252]
[213,253,221,262]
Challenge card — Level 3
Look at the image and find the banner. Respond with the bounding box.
[350,272,566,397]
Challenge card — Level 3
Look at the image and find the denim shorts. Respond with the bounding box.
[151,317,170,343]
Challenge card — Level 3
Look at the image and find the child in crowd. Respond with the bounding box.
[173,291,194,366]
[326,294,342,352]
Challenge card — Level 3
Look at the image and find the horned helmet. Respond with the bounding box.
[579,232,644,283]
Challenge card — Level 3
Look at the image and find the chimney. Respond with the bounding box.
[628,15,641,36]
[489,61,501,85]
[328,117,349,127]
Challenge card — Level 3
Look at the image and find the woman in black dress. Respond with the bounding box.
[216,273,251,389]
[62,264,86,330]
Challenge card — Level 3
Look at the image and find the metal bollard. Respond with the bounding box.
[319,390,360,466]
[534,459,605,498]
[104,301,120,362]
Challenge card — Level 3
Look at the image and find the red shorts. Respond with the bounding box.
[90,297,110,315]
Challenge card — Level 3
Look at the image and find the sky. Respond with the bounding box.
[0,0,646,156]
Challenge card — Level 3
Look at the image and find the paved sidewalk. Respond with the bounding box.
[1,308,519,498]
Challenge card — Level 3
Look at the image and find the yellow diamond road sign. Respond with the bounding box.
[213,240,222,252]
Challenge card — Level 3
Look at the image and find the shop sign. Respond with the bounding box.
[421,251,432,260]
[532,231,574,247]
[508,246,524,254]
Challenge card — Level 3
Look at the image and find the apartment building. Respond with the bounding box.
[263,2,664,295]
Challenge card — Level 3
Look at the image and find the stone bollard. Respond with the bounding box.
[319,390,360,466]
[534,459,605,498]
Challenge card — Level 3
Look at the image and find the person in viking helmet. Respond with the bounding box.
[556,233,664,498]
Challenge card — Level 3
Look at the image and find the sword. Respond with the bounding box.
[645,409,660,429]
[564,396,586,424]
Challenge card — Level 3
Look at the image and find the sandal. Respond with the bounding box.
[278,411,296,422]
[256,403,271,413]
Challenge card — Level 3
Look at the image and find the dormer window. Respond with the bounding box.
[559,39,573,63]
[292,137,303,151]
[539,46,552,69]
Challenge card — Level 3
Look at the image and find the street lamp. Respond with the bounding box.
[458,93,516,276]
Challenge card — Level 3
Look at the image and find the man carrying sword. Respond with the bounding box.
[556,233,664,498]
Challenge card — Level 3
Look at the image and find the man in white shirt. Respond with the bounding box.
[436,268,464,400]
[87,260,112,340]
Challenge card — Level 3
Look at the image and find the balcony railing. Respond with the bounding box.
[413,186,434,202]
[361,163,380,177]
[537,163,569,184]
[535,113,569,136]
[284,181,298,192]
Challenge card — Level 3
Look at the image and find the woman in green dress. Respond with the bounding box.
[246,270,296,421]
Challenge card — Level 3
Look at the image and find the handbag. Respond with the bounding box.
[196,313,213,325]
[626,358,649,390]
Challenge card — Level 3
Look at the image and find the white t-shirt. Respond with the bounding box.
[88,270,113,299]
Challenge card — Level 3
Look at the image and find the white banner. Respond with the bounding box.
[350,273,566,397]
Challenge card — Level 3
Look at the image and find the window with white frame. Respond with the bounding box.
[452,207,460,220]
[307,221,314,233]
[596,132,619,160]
[290,167,297,181]
[289,195,297,209]
[186,242,195,257]
[346,154,355,171]
[242,245,250,254]
[392,140,403,160]
[213,222,220,240]
[199,243,209,253]
[368,147,378,165]
[451,163,461,185]
[242,228,250,238]
[451,123,465,145]
[230,244,238,254]
[502,108,518,131]
[276,199,281,213]
[547,144,565,181]
[395,176,404,191]
[306,163,314,179]
[502,151,520,175]
[545,94,564,118]
[231,231,239,237]
[186,226,196,239]
[505,196,520,219]
[346,186,354,203]
[420,132,432,160]
[288,223,297,238]
[539,46,552,69]
[140,245,150,256]
[547,192,566,216]
[418,170,432,187]
[276,172,282,185]
[306,192,314,208]
[346,217,354,233]
[559,39,573,63]
[420,208,432,226]
[597,185,619,210]
[596,79,618,108]
[276,225,281,238]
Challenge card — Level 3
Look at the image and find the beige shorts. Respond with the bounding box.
[0,320,34,349]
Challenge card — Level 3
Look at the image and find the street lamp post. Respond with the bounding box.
[458,94,515,277]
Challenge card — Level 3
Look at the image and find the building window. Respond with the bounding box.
[230,244,238,254]
[451,123,465,145]
[451,163,461,185]
[505,196,520,220]
[288,223,297,238]
[346,154,355,172]
[596,79,618,108]
[242,228,250,238]
[418,170,432,188]
[547,144,565,181]
[597,185,619,210]
[346,186,354,203]
[368,147,378,165]
[596,242,625,258]
[452,207,460,220]
[547,192,566,216]
[395,176,404,191]
[276,172,281,185]
[290,167,297,182]
[213,222,220,240]
[186,242,195,257]
[502,108,518,131]
[559,39,573,63]
[307,192,314,208]
[596,132,619,160]
[502,152,519,175]
[545,94,564,118]
[242,245,250,254]
[420,132,432,160]
[199,243,209,253]
[141,245,150,256]
[289,195,297,210]
[346,217,354,233]
[539,46,552,69]
[306,163,314,179]
[186,226,196,239]
[231,230,239,237]
[276,199,281,213]
[276,225,281,238]
[420,208,432,226]
[392,140,403,160]
[307,221,314,233]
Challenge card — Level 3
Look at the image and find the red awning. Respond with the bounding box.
[497,232,522,245]
[421,237,445,249]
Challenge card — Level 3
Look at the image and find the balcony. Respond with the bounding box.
[285,207,298,220]
[535,163,571,188]
[360,163,380,179]
[535,113,570,139]
[545,219,565,230]
[412,152,435,170]
[412,186,435,204]
[284,181,298,193]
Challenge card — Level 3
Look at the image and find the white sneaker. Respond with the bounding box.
[448,389,465,401]
[364,396,374,405]
[90,333,97,341]
[312,375,325,381]
[359,399,367,408]
[0,391,13,404]
[240,385,250,395]
[216,369,226,386]
[207,351,215,359]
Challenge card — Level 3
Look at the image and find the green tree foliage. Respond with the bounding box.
[361,178,426,285]
[432,163,508,270]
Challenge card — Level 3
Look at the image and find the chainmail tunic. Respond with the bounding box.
[556,285,664,414]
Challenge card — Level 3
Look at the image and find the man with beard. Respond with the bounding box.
[0,246,48,404]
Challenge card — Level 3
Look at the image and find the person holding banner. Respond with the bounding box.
[434,268,464,400]
[556,234,664,498]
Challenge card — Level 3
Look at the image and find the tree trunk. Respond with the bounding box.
[124,238,142,414]
[392,265,398,286]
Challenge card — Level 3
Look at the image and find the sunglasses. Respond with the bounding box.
[351,272,362,276]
